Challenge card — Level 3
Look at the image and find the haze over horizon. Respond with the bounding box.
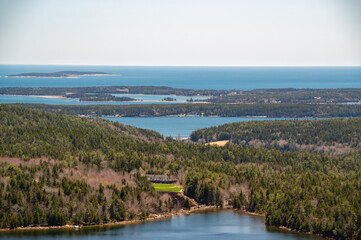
[1,0,361,66]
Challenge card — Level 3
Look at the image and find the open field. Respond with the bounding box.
[206,140,230,146]
[152,183,182,192]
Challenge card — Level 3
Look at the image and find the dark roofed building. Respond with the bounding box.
[146,174,176,184]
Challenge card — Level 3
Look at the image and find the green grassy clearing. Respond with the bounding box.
[152,183,182,192]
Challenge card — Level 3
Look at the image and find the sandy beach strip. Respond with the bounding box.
[0,94,66,99]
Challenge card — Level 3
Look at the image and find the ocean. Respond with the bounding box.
[1,65,360,90]
[1,65,359,138]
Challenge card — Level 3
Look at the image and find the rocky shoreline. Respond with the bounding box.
[0,205,222,232]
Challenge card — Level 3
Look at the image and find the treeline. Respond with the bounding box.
[66,93,136,102]
[11,102,361,118]
[1,87,360,104]
[0,162,168,229]
[0,86,228,97]
[0,105,361,239]
[191,118,361,154]
[202,88,361,104]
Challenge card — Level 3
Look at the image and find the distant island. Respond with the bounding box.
[5,71,114,78]
[0,86,359,104]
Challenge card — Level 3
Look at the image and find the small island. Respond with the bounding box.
[65,93,136,102]
[5,71,114,78]
[162,97,177,101]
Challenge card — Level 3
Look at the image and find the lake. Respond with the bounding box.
[0,210,322,240]
[102,116,315,138]
[1,65,360,90]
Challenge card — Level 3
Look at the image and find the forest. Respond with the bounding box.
[202,88,361,104]
[0,104,361,239]
[191,118,361,155]
[0,86,228,97]
[65,93,136,102]
[11,102,361,118]
[0,87,360,104]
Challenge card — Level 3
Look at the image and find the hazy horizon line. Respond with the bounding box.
[1,64,361,67]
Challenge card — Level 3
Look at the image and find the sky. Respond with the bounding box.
[0,0,360,66]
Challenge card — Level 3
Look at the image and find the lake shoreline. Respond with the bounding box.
[266,225,331,239]
[0,205,222,233]
[0,206,328,239]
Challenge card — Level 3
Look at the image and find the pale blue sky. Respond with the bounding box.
[0,0,360,66]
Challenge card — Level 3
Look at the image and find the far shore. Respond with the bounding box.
[33,95,67,99]
[0,94,66,99]
[0,94,210,103]
[3,74,115,78]
[3,76,80,79]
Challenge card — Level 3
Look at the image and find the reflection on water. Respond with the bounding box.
[0,210,323,240]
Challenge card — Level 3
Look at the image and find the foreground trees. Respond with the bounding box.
[0,104,360,239]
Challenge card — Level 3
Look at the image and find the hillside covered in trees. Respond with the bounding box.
[191,118,361,155]
[1,104,361,239]
[12,102,361,118]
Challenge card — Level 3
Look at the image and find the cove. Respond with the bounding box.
[102,116,316,138]
[0,210,322,240]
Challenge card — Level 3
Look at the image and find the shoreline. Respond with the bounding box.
[3,76,80,78]
[0,94,67,99]
[0,207,327,239]
[0,205,221,232]
[233,210,329,239]
[267,225,331,239]
[0,94,205,103]
[3,74,115,78]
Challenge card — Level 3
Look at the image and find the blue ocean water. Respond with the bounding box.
[0,94,206,105]
[0,65,357,138]
[1,65,360,90]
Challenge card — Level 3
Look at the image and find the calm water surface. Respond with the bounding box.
[102,117,313,138]
[0,210,322,240]
[1,65,360,90]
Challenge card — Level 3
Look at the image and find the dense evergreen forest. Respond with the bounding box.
[203,88,361,104]
[12,102,361,118]
[1,104,361,239]
[65,93,136,102]
[191,118,361,155]
[1,87,360,103]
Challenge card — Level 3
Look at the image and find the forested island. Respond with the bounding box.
[65,93,136,102]
[5,71,114,78]
[0,87,360,104]
[0,104,361,239]
[13,102,361,118]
